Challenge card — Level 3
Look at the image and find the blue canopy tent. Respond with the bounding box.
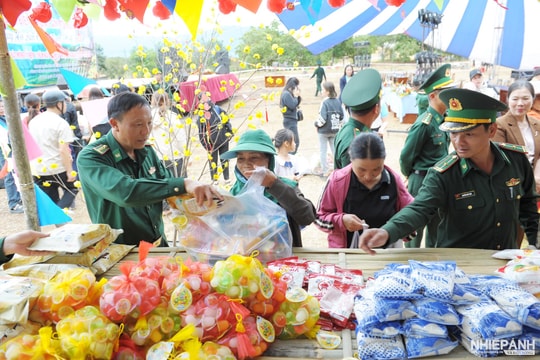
[277,0,540,70]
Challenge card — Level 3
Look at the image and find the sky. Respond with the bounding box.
[92,1,277,37]
[92,1,279,56]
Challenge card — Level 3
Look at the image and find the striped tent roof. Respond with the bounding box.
[277,0,540,70]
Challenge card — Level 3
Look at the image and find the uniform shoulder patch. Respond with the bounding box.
[421,113,433,125]
[433,153,459,173]
[496,142,527,153]
[92,144,110,155]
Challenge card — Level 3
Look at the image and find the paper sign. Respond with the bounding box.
[80,98,110,127]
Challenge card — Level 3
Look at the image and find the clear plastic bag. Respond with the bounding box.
[180,168,292,264]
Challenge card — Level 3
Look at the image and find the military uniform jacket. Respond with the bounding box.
[399,107,449,176]
[333,118,371,169]
[384,142,538,249]
[77,131,186,246]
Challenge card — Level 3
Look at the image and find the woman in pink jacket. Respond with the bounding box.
[315,132,413,248]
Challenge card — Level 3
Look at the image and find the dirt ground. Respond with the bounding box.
[1,62,494,248]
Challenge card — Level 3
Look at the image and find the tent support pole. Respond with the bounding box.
[0,16,40,231]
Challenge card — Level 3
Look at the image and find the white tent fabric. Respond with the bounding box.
[277,0,540,70]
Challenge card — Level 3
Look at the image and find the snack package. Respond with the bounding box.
[413,297,461,325]
[456,299,522,339]
[0,275,44,325]
[55,305,121,360]
[278,287,320,340]
[487,284,540,330]
[125,301,182,347]
[36,267,103,324]
[353,291,402,338]
[402,318,448,338]
[409,260,456,301]
[0,330,57,359]
[179,168,293,264]
[211,254,273,300]
[28,224,113,253]
[405,336,458,358]
[355,333,406,360]
[217,315,274,360]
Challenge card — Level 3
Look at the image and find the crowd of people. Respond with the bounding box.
[2,61,540,265]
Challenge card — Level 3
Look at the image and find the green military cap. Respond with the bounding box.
[419,63,454,94]
[439,88,507,132]
[341,68,382,111]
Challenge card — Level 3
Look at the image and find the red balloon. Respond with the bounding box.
[385,0,406,6]
[73,8,88,28]
[268,0,287,14]
[104,0,121,21]
[328,0,346,8]
[218,0,237,15]
[31,1,52,23]
[152,1,171,20]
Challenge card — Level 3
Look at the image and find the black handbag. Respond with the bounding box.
[296,109,304,121]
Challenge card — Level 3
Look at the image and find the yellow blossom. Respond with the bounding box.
[243,46,251,54]
[220,86,226,92]
[281,106,287,113]
[123,64,129,71]
[50,163,58,170]
[255,63,262,69]
[266,34,273,41]
[36,157,43,164]
[74,181,81,188]
[136,65,142,72]
[152,68,161,75]
[43,181,51,187]
[276,47,285,56]
[70,170,77,178]
[95,132,102,139]
[293,61,299,67]
[271,44,278,51]
[253,53,260,60]
[137,85,147,95]
[240,62,246,69]
[255,111,263,119]
[160,47,170,53]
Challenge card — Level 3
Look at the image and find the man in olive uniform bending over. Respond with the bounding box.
[359,89,539,254]
[399,64,454,248]
[77,92,222,246]
[334,68,382,169]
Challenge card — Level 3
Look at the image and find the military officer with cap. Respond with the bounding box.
[358,89,539,254]
[77,92,222,247]
[399,63,454,248]
[334,68,382,169]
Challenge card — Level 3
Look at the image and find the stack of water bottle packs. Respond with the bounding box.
[353,260,540,359]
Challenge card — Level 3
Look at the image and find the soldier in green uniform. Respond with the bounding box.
[399,64,454,248]
[358,89,539,254]
[77,92,222,247]
[334,68,382,169]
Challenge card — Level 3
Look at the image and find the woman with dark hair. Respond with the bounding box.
[23,94,41,125]
[339,65,354,101]
[315,132,412,248]
[493,79,540,193]
[315,81,344,176]
[279,77,301,154]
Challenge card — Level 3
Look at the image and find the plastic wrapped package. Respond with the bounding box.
[409,260,456,301]
[487,284,540,330]
[0,275,44,326]
[456,299,522,339]
[405,336,458,358]
[402,318,448,338]
[355,332,406,360]
[413,297,461,325]
[177,169,292,264]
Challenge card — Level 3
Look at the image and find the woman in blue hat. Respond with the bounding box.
[222,129,316,247]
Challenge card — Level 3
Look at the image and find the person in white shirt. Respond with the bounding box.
[28,89,78,210]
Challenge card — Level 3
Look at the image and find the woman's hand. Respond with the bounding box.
[342,214,369,232]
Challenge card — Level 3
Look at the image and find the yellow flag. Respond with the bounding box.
[434,0,444,11]
[175,0,204,40]
[0,58,26,96]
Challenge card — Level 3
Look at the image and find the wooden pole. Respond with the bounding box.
[0,16,40,231]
